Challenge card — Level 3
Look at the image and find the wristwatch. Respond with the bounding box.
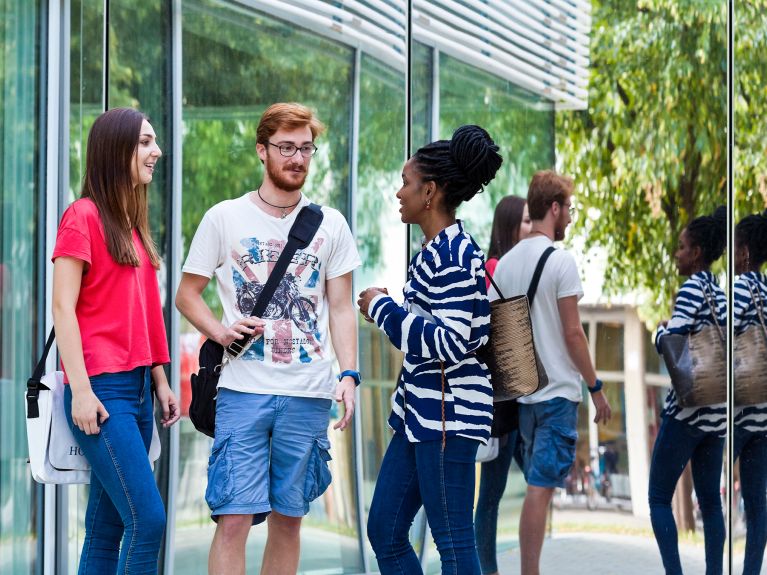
[338,370,362,387]
[587,378,603,393]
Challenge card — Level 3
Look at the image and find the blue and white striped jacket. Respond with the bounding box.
[734,271,767,434]
[655,271,727,436]
[369,221,493,444]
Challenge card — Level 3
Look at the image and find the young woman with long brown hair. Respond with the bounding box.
[52,107,180,574]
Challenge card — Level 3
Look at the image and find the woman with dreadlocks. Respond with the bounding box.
[651,206,727,575]
[733,210,767,575]
[357,125,502,574]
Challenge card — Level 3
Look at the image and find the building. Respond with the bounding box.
[1,1,604,573]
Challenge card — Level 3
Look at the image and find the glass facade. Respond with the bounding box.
[0,2,42,573]
[1,1,577,573]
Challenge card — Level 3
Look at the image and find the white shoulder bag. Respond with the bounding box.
[25,329,161,484]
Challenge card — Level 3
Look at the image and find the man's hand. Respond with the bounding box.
[590,390,612,425]
[215,317,266,347]
[333,377,356,431]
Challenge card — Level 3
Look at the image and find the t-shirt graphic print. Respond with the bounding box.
[182,193,361,399]
[231,235,324,364]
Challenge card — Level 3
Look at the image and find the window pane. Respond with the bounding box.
[0,1,41,572]
[595,322,624,372]
[176,2,360,572]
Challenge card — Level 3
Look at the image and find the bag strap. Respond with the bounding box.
[248,203,323,318]
[699,280,725,349]
[527,246,556,307]
[26,327,56,418]
[485,246,556,306]
[745,278,767,344]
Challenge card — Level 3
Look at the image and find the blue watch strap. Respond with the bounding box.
[588,378,603,393]
[338,370,362,386]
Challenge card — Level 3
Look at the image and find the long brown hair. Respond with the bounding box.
[487,195,526,259]
[81,108,160,268]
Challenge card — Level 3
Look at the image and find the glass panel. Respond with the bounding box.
[420,50,556,575]
[644,326,668,376]
[0,2,41,573]
[595,322,624,372]
[176,2,365,572]
[357,51,407,567]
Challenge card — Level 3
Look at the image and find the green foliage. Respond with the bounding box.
[735,1,767,218]
[556,0,726,324]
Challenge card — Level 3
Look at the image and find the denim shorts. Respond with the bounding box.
[518,397,579,488]
[206,389,332,524]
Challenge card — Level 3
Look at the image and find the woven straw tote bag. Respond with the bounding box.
[734,280,767,406]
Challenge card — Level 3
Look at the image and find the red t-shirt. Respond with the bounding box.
[52,198,170,380]
[485,257,498,290]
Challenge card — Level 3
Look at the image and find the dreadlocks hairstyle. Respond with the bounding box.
[686,205,727,266]
[411,125,503,212]
[487,195,526,260]
[736,209,767,269]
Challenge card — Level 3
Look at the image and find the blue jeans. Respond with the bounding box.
[733,427,767,575]
[64,367,165,575]
[474,432,518,574]
[648,415,724,575]
[367,432,481,575]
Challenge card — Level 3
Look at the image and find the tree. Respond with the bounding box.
[556,0,726,323]
[735,1,767,219]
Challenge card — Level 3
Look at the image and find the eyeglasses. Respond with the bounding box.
[267,142,318,158]
[559,201,575,215]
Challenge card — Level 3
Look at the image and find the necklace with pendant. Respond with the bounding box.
[257,187,301,219]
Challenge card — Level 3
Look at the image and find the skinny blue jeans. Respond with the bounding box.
[367,432,481,575]
[733,427,767,575]
[64,367,165,575]
[474,432,518,574]
[648,415,724,575]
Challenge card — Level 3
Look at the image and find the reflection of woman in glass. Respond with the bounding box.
[52,108,180,574]
[358,125,502,574]
[651,206,726,575]
[475,195,530,575]
[733,210,767,575]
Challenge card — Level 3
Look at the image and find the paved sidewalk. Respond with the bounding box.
[495,532,705,575]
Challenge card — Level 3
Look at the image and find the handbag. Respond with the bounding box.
[25,329,161,485]
[189,203,324,437]
[478,247,554,402]
[734,279,767,406]
[660,281,726,408]
[475,437,500,463]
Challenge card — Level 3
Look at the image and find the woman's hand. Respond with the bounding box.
[71,386,109,435]
[658,319,669,328]
[357,287,388,323]
[215,317,266,347]
[154,382,181,428]
[152,366,180,427]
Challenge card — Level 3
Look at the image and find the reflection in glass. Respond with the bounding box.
[732,213,767,575]
[651,209,727,574]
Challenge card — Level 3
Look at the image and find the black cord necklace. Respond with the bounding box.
[257,187,301,219]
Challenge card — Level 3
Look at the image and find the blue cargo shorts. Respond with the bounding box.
[205,389,333,525]
[518,397,579,489]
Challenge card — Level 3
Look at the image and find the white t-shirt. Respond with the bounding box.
[490,236,584,404]
[182,193,361,399]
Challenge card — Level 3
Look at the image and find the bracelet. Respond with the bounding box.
[587,378,603,393]
[338,370,362,386]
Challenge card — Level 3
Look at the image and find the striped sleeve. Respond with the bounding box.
[370,247,489,362]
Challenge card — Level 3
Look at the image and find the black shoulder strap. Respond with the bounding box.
[248,203,324,318]
[485,246,556,305]
[26,327,56,418]
[526,246,556,308]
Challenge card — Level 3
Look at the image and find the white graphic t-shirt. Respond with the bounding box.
[182,193,361,399]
